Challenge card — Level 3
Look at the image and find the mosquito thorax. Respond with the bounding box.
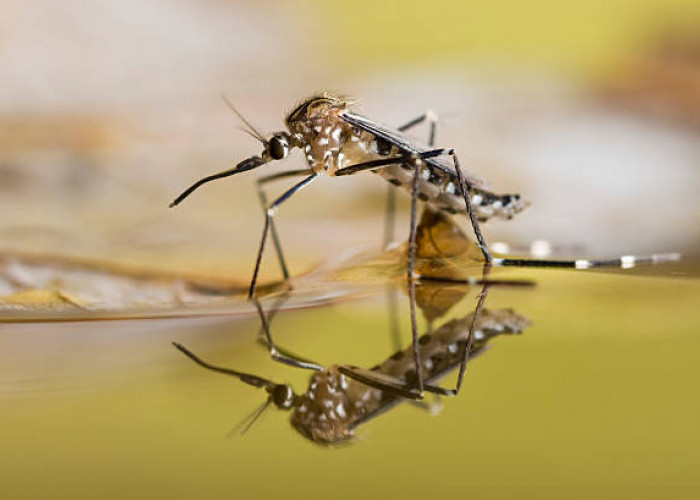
[289,367,356,444]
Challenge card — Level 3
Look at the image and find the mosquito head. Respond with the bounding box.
[230,384,298,436]
[267,383,296,409]
[263,132,293,162]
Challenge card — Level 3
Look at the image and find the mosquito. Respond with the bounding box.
[173,303,529,445]
[169,93,528,288]
[169,93,680,397]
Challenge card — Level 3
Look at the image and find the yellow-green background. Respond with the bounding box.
[312,0,700,78]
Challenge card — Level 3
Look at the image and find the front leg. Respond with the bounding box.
[249,173,318,299]
[256,169,313,283]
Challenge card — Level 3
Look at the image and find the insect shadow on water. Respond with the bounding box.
[169,93,681,397]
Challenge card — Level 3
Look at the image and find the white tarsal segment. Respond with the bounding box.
[620,255,636,269]
[575,259,591,270]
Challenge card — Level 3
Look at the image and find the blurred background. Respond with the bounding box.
[1,1,700,499]
[1,0,699,280]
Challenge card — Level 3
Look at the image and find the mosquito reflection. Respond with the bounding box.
[173,277,530,445]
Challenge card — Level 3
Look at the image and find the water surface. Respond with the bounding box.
[1,254,698,500]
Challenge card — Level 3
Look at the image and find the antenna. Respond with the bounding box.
[226,399,273,438]
[221,94,266,143]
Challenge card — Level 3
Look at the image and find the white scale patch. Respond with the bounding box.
[418,180,439,199]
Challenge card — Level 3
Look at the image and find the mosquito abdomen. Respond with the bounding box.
[373,164,528,222]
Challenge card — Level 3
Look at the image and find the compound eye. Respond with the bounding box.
[268,136,288,160]
[271,385,294,408]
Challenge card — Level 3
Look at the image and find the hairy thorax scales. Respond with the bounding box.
[286,94,356,175]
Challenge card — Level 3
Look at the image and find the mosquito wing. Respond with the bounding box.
[340,110,491,190]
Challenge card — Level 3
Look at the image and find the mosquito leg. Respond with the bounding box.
[495,252,681,269]
[254,292,320,367]
[386,112,439,354]
[397,109,438,146]
[256,169,313,282]
[449,151,493,264]
[249,173,318,300]
[407,154,425,398]
[382,284,442,407]
[255,290,291,338]
[335,148,452,177]
[450,278,491,396]
[383,111,438,249]
[252,296,323,371]
[337,365,452,399]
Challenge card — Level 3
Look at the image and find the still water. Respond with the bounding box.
[1,222,699,499]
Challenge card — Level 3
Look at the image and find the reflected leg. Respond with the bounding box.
[439,276,491,396]
[252,296,323,371]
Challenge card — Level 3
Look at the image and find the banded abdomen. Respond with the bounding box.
[338,130,527,222]
[376,308,529,384]
[374,164,527,222]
